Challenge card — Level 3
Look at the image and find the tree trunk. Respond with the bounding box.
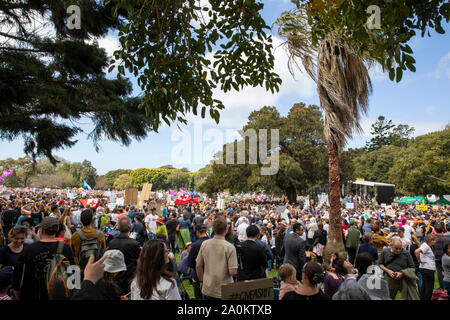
[286,187,297,204]
[323,140,346,263]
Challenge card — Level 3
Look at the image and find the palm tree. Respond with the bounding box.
[275,8,373,260]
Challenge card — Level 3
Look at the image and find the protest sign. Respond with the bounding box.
[345,203,354,210]
[386,209,396,217]
[222,278,273,300]
[148,200,164,216]
[139,183,152,202]
[116,197,124,206]
[381,203,386,208]
[124,188,138,206]
[416,204,428,211]
[217,198,226,210]
[432,205,439,211]
[106,203,116,211]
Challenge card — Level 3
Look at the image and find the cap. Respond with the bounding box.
[103,250,127,273]
[263,219,268,225]
[185,242,192,248]
[155,218,164,225]
[38,217,59,230]
[130,205,135,210]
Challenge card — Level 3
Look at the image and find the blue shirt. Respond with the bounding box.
[362,224,372,233]
[357,243,379,261]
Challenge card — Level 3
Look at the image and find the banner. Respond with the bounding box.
[221,278,273,300]
[217,198,226,210]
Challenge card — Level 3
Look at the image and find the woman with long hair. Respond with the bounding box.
[130,239,181,300]
[0,226,28,268]
[323,258,347,298]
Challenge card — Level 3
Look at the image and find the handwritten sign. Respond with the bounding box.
[221,278,273,300]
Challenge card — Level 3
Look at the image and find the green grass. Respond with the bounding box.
[394,272,441,300]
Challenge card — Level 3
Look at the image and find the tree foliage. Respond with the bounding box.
[365,116,414,151]
[108,0,282,130]
[200,102,328,201]
[104,169,133,188]
[113,173,131,190]
[0,0,154,164]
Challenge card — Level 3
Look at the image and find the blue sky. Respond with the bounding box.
[1,1,449,175]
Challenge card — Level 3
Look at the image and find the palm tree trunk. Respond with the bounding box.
[323,140,346,263]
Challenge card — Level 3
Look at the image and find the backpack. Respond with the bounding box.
[77,229,100,270]
[46,241,73,300]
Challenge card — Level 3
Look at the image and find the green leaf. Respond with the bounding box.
[396,67,403,83]
[389,68,395,81]
[201,107,206,118]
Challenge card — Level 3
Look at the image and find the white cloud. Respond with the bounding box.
[183,36,315,130]
[431,51,450,79]
[96,34,121,58]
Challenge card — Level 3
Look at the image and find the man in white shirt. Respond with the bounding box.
[402,222,415,243]
[145,209,159,236]
[415,234,437,300]
[236,219,249,242]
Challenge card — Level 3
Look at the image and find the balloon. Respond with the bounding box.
[1,169,13,178]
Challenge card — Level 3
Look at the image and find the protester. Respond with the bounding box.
[282,261,330,300]
[355,252,390,300]
[415,234,437,300]
[379,238,418,300]
[345,220,360,263]
[70,209,106,270]
[0,226,28,268]
[12,217,75,300]
[323,258,346,298]
[278,263,300,300]
[196,216,238,300]
[237,225,267,281]
[108,217,141,295]
[355,232,378,263]
[443,243,450,293]
[283,223,307,282]
[130,239,181,300]
[187,224,210,300]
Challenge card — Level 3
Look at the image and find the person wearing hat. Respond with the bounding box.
[94,250,127,300]
[155,218,168,238]
[11,217,75,300]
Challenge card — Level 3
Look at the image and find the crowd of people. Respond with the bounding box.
[0,189,449,301]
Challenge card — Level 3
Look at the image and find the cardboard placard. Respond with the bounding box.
[386,209,396,217]
[346,203,355,210]
[221,278,273,300]
[124,188,138,206]
[148,199,164,216]
[139,183,152,202]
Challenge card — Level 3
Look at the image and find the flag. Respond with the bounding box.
[179,188,189,194]
[82,180,92,190]
[175,193,191,204]
[217,198,225,210]
[80,198,100,208]
[175,193,199,205]
[169,188,177,196]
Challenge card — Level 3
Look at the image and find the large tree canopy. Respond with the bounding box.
[1,0,281,164]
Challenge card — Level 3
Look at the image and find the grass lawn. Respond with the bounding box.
[175,254,439,300]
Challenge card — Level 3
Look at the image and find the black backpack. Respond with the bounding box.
[77,229,101,270]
